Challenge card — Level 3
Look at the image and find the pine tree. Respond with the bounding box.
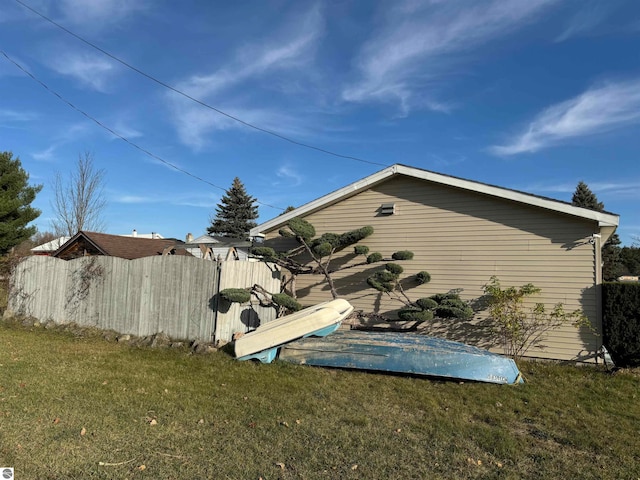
[0,151,42,255]
[572,181,604,211]
[571,180,621,281]
[207,177,258,239]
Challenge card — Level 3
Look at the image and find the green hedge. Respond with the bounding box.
[602,282,640,367]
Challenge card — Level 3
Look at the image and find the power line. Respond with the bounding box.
[14,0,388,168]
[0,50,284,211]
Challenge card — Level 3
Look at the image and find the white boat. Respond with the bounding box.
[234,298,354,363]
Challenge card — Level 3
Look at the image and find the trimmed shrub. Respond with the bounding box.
[312,242,333,257]
[603,282,640,367]
[288,218,315,240]
[392,250,414,261]
[251,246,277,258]
[415,271,431,285]
[220,288,251,304]
[367,252,383,264]
[366,276,394,293]
[398,308,434,322]
[431,294,473,320]
[338,226,373,249]
[354,245,369,255]
[272,293,302,312]
[313,233,340,248]
[385,263,404,275]
[416,297,438,311]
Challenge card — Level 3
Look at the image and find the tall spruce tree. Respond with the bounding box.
[572,181,604,211]
[0,151,42,255]
[207,177,258,239]
[571,180,621,281]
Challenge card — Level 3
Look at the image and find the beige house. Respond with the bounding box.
[251,164,620,362]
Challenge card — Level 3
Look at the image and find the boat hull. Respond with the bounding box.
[279,330,523,384]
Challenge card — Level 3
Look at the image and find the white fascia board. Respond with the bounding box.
[250,166,398,236]
[393,165,620,228]
[251,164,619,235]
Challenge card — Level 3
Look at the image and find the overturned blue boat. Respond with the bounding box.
[278,330,524,384]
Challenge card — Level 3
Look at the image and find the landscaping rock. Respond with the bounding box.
[21,317,35,327]
[193,341,216,354]
[150,332,171,348]
[117,334,131,343]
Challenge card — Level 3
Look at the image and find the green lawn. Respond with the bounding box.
[1,319,639,479]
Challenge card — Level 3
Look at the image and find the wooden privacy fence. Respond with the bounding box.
[7,255,280,343]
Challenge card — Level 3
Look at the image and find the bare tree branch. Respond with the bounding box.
[51,152,107,236]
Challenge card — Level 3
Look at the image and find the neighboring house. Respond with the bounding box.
[52,231,189,260]
[31,236,71,256]
[250,164,620,362]
[184,233,251,261]
[31,230,163,256]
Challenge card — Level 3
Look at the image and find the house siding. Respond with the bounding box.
[263,175,600,362]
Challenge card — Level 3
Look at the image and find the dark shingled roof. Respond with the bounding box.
[53,231,190,260]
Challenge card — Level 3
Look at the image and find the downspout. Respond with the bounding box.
[593,232,603,363]
[212,260,222,344]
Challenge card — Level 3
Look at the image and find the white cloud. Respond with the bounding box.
[47,52,118,92]
[343,0,556,113]
[177,6,322,100]
[112,191,218,208]
[110,120,143,140]
[32,144,58,161]
[172,105,313,151]
[168,5,323,149]
[114,195,154,204]
[490,78,640,155]
[275,165,303,187]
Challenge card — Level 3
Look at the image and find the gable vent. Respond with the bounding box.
[380,203,395,215]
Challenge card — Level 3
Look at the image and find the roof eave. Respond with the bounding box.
[251,164,620,236]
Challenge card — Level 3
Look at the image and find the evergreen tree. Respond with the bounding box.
[571,180,621,281]
[0,151,42,255]
[572,181,604,211]
[207,177,258,239]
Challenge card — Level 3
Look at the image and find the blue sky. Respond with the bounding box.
[1,0,639,244]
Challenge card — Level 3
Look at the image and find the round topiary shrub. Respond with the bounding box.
[367,252,383,264]
[385,263,404,275]
[416,297,438,310]
[415,271,431,284]
[313,242,333,257]
[220,288,251,304]
[288,218,315,240]
[354,245,369,255]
